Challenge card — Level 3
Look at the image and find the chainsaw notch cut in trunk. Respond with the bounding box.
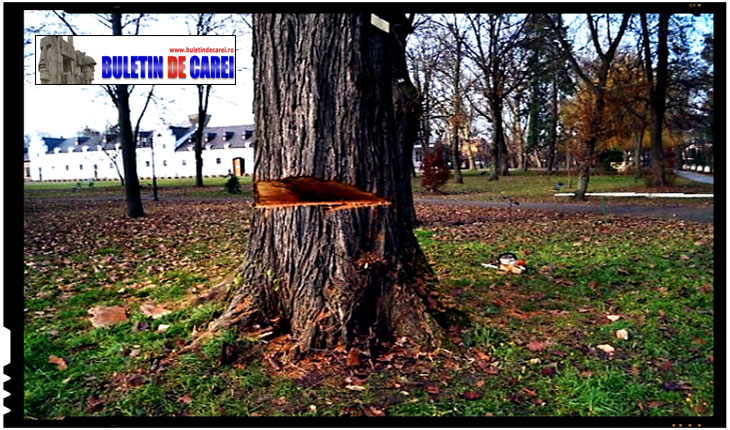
[197,14,454,358]
[255,177,391,210]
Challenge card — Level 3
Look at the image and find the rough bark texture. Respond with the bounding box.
[214,14,444,356]
[546,79,559,174]
[488,96,506,181]
[112,14,144,218]
[643,13,670,187]
[194,85,212,187]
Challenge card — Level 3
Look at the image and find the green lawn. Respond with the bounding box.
[22,195,714,418]
[24,176,254,200]
[411,169,714,204]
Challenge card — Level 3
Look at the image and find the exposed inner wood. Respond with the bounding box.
[255,177,391,209]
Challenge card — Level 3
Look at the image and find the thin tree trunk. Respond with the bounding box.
[209,14,449,356]
[194,85,211,187]
[546,79,559,174]
[112,14,144,217]
[450,126,463,183]
[634,127,645,178]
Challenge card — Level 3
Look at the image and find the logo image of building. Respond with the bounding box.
[38,35,96,85]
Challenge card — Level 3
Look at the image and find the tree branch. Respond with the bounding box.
[52,11,78,35]
[134,86,156,146]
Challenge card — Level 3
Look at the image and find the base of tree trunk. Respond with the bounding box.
[191,203,460,359]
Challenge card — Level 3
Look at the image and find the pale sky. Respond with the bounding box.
[24,11,254,139]
[23,10,713,140]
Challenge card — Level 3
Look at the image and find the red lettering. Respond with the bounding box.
[178,56,186,78]
[167,56,177,78]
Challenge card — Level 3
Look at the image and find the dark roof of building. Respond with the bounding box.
[174,124,254,152]
[169,126,191,141]
[42,132,154,154]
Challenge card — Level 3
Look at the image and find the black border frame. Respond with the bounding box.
[5,2,726,428]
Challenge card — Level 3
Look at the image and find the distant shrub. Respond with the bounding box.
[224,173,242,194]
[421,146,450,192]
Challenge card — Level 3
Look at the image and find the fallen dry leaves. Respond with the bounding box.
[525,340,552,352]
[596,344,615,354]
[48,355,68,371]
[139,303,171,320]
[615,329,629,340]
[87,306,127,328]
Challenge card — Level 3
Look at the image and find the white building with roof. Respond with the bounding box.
[28,119,255,182]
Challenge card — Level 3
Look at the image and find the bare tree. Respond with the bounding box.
[50,11,153,217]
[188,14,233,187]
[464,13,533,180]
[640,13,671,186]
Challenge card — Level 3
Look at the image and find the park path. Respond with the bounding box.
[675,170,714,184]
[26,191,714,223]
[414,196,714,224]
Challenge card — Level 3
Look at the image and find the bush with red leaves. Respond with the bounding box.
[421,146,450,192]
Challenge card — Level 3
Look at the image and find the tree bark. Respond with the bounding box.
[212,14,446,356]
[546,79,559,174]
[634,127,645,178]
[645,13,670,187]
[450,125,463,183]
[489,96,507,180]
[194,85,211,187]
[112,14,144,218]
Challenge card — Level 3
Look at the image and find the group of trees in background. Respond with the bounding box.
[408,13,714,199]
[29,11,714,213]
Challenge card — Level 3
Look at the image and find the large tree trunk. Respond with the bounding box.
[648,13,670,187]
[112,14,144,218]
[499,133,510,176]
[489,97,509,179]
[211,14,446,356]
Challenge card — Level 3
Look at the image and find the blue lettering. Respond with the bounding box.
[229,56,235,79]
[138,56,146,78]
[221,56,228,79]
[190,56,200,79]
[211,56,220,78]
[112,56,122,78]
[200,56,210,79]
[102,56,112,78]
[153,56,163,78]
[130,56,138,78]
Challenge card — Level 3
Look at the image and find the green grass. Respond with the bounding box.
[412,169,714,203]
[22,191,714,418]
[23,176,254,200]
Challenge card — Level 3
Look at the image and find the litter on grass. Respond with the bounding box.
[482,252,526,274]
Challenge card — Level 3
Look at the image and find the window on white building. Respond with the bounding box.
[65,165,69,171]
[145,161,150,167]
[79,164,83,170]
[182,160,187,166]
[110,163,113,169]
[216,158,221,164]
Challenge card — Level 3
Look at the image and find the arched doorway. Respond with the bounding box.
[232,157,244,176]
